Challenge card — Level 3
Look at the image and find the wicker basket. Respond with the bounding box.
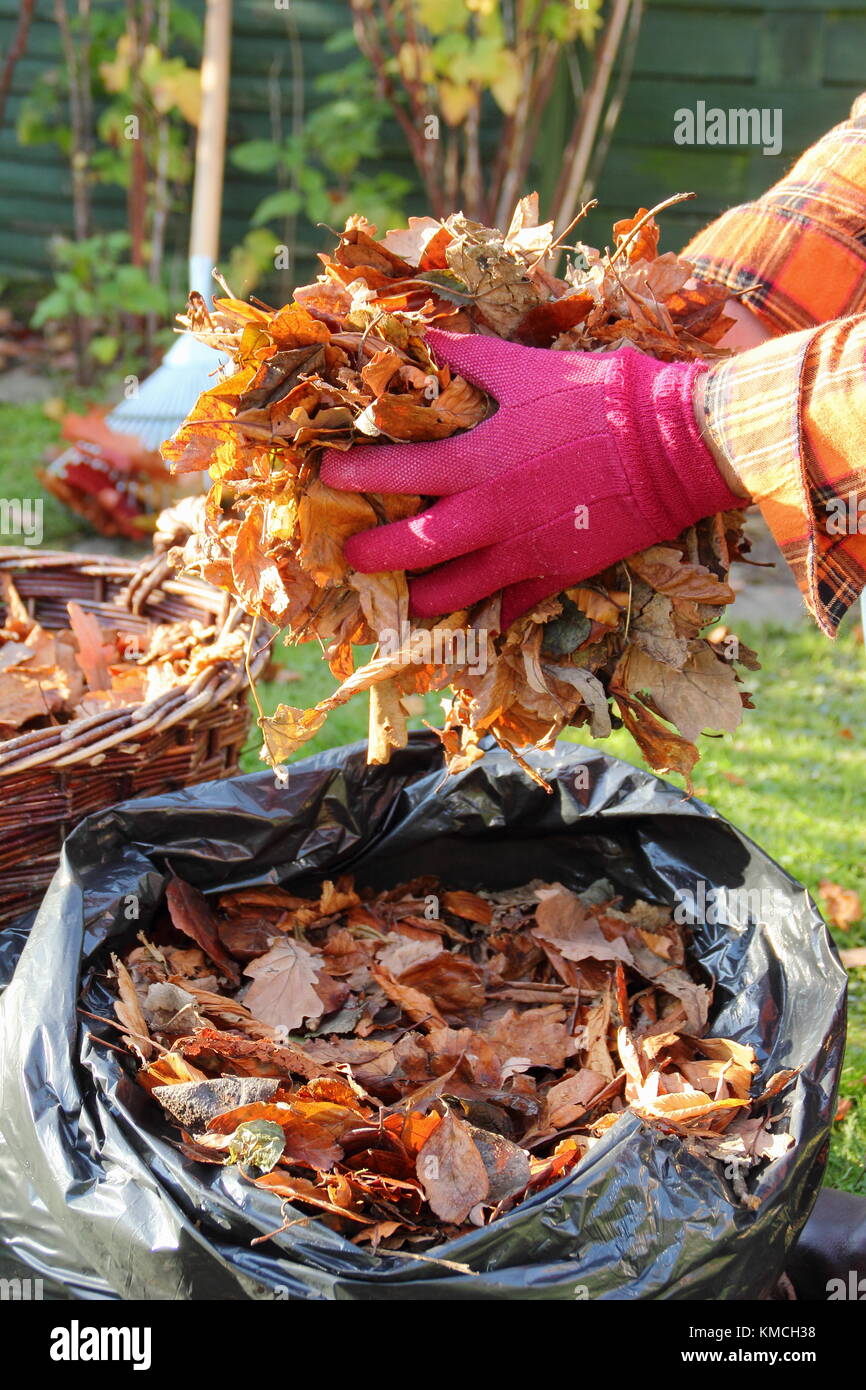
[0,547,264,928]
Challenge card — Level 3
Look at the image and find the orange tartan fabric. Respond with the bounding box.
[684,93,866,334]
[685,94,866,633]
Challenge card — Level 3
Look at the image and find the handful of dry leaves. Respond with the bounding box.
[112,872,795,1249]
[165,195,757,786]
[0,571,243,737]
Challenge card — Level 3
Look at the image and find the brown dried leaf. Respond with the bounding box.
[230,506,291,619]
[254,1170,374,1224]
[466,1124,531,1202]
[243,938,326,1032]
[67,602,113,691]
[371,376,487,440]
[111,953,152,1061]
[612,691,700,782]
[533,883,633,965]
[615,645,743,744]
[371,964,446,1027]
[0,667,67,729]
[368,678,408,765]
[544,1069,609,1129]
[297,480,377,586]
[441,891,494,926]
[166,878,241,987]
[819,880,863,931]
[415,1108,489,1222]
[485,1005,575,1070]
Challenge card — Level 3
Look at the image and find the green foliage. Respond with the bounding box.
[225,228,285,300]
[347,0,609,224]
[0,400,92,548]
[404,0,602,118]
[230,48,412,285]
[32,232,169,370]
[17,2,200,378]
[826,980,866,1195]
[17,3,200,182]
[93,27,200,192]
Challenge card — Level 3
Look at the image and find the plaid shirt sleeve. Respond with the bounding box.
[686,93,866,634]
[704,315,866,635]
[683,93,866,334]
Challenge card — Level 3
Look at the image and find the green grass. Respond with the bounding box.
[829,975,866,1195]
[0,400,95,549]
[245,617,866,1193]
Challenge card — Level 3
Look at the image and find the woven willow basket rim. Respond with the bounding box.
[0,547,265,779]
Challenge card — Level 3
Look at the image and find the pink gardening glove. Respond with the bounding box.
[320,329,746,630]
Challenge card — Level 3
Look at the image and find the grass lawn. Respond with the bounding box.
[247,617,866,1194]
[0,399,93,550]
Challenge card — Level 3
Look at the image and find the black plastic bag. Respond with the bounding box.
[0,734,846,1300]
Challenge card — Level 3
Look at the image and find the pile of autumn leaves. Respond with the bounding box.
[165,196,756,785]
[0,572,241,739]
[113,873,794,1246]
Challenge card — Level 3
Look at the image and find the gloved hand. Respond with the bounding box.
[320,329,748,629]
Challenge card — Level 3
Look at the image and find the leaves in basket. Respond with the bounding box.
[0,569,249,741]
[67,603,114,691]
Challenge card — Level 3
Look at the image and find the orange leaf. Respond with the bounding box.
[612,209,659,263]
[819,880,863,931]
[66,602,113,691]
[267,302,331,349]
[297,479,377,586]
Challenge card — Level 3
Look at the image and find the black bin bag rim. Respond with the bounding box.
[0,733,846,1301]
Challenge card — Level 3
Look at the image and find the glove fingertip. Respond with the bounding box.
[499,593,524,632]
[500,575,577,631]
[423,327,501,384]
[320,444,392,492]
[343,528,384,572]
[319,448,355,490]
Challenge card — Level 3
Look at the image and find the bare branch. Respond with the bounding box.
[0,0,36,130]
[553,0,637,236]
